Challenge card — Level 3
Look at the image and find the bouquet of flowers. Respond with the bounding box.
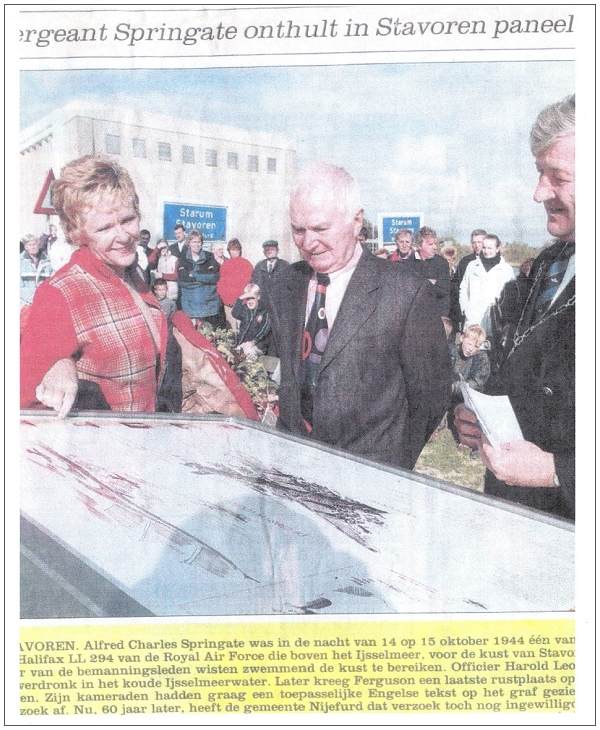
[197,323,278,420]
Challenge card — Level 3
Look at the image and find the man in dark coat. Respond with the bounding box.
[413,226,451,317]
[455,94,575,520]
[268,162,451,470]
[252,240,289,295]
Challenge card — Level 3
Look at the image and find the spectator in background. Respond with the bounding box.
[152,277,176,322]
[212,243,226,266]
[450,228,487,331]
[388,229,416,264]
[232,283,271,359]
[449,324,491,402]
[20,234,53,305]
[217,238,253,331]
[413,226,451,316]
[357,227,369,247]
[38,223,58,257]
[177,230,224,328]
[441,243,458,276]
[459,233,515,333]
[170,223,187,258]
[252,240,289,297]
[154,239,179,301]
[136,228,152,285]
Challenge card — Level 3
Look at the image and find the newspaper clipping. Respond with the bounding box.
[8,2,594,724]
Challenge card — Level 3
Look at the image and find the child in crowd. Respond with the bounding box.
[232,283,271,359]
[449,324,490,401]
[154,239,179,300]
[153,278,176,322]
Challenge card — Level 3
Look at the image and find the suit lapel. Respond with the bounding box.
[319,251,380,371]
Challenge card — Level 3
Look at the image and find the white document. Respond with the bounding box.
[460,382,524,449]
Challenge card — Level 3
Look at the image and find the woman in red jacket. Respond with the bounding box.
[216,238,253,332]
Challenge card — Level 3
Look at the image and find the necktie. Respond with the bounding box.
[531,242,574,323]
[300,273,330,425]
[267,261,274,275]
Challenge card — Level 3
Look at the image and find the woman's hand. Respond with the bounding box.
[35,358,78,418]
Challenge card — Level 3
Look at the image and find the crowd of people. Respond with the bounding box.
[19,93,575,521]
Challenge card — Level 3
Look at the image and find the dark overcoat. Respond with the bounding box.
[484,241,575,519]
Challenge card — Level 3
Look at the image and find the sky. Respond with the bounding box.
[21,60,574,246]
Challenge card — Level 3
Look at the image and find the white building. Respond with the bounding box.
[20,102,298,264]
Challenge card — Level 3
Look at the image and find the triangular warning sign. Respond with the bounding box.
[34,169,56,215]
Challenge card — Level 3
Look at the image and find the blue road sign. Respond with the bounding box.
[164,202,227,241]
[380,214,422,245]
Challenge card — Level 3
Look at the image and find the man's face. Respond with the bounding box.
[24,239,40,257]
[174,227,186,243]
[189,235,203,254]
[395,233,413,256]
[533,134,575,240]
[471,234,485,254]
[481,238,499,258]
[72,195,139,273]
[264,245,278,260]
[419,234,437,260]
[290,190,362,274]
[139,231,151,247]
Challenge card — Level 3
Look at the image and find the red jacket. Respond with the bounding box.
[21,247,167,412]
[216,256,253,306]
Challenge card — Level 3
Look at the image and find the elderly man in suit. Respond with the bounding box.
[268,162,451,470]
[455,94,575,520]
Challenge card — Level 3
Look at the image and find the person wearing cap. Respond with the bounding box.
[217,238,254,331]
[251,239,290,296]
[232,282,271,359]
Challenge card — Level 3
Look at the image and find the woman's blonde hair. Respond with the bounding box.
[52,155,140,236]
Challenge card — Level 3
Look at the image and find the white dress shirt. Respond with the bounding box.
[304,243,363,327]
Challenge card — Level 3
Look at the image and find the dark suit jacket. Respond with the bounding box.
[268,249,451,470]
[484,241,575,519]
[252,257,290,296]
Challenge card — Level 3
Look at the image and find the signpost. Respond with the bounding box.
[163,202,227,243]
[378,211,423,246]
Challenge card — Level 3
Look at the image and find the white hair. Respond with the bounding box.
[290,162,362,218]
[530,94,575,155]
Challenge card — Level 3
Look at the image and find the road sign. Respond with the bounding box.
[378,212,423,245]
[33,169,56,215]
[163,202,227,242]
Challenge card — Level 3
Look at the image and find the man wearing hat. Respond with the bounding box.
[252,240,290,297]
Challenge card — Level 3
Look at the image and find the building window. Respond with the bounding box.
[132,138,146,158]
[205,149,218,167]
[227,151,239,170]
[182,145,195,164]
[267,157,277,173]
[158,142,172,161]
[105,134,121,155]
[158,142,171,162]
[248,154,259,172]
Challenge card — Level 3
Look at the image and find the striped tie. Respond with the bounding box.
[300,273,330,426]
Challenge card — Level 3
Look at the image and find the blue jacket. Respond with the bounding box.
[177,249,220,318]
